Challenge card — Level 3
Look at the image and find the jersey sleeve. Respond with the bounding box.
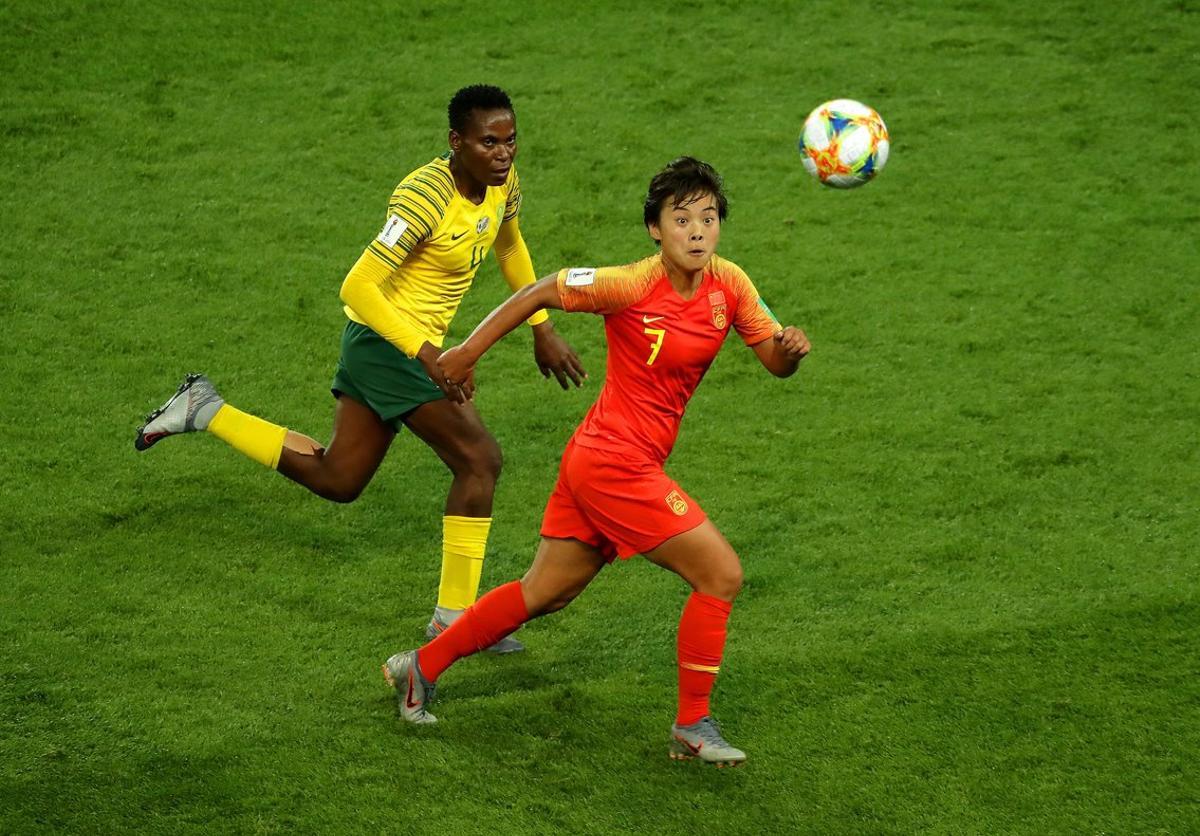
[364,162,454,271]
[720,259,780,345]
[556,258,659,315]
[503,165,522,222]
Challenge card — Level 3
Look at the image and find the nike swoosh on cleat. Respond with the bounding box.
[139,431,169,447]
[405,669,421,709]
[675,736,703,755]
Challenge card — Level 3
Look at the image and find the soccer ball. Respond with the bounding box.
[798,99,890,189]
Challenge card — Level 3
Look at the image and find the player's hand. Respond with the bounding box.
[422,342,474,404]
[532,321,587,389]
[774,326,811,361]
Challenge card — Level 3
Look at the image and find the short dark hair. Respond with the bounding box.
[448,85,514,133]
[642,156,728,230]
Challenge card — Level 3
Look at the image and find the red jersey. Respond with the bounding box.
[555,253,779,464]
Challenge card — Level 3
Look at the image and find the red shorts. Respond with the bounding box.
[540,439,707,560]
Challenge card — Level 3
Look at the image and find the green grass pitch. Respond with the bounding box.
[2,1,1197,832]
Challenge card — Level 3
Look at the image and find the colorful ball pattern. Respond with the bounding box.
[798,99,890,189]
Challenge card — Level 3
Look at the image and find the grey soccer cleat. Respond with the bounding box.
[382,650,438,724]
[669,716,747,767]
[426,609,525,654]
[135,373,224,450]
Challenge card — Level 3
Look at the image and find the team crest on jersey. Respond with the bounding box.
[708,290,728,329]
[665,490,689,516]
[476,216,490,235]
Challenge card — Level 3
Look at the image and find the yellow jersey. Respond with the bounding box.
[344,153,523,348]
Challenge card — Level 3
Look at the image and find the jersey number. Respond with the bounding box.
[468,245,486,270]
[644,327,666,365]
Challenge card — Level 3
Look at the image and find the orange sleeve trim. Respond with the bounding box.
[715,258,779,346]
[557,256,662,314]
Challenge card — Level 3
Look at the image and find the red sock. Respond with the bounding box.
[676,591,733,726]
[417,580,529,681]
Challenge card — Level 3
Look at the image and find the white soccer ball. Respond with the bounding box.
[798,99,890,189]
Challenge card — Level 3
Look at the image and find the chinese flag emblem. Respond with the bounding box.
[709,290,727,329]
[665,490,689,516]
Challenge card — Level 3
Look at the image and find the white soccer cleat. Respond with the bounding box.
[669,716,747,767]
[134,373,224,450]
[382,650,438,724]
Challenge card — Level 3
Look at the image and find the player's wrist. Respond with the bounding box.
[457,339,484,367]
[416,341,441,365]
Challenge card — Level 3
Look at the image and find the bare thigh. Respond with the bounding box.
[644,519,744,602]
[519,537,610,617]
[403,397,503,516]
[275,394,395,503]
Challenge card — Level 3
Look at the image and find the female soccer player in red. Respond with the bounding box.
[383,157,810,766]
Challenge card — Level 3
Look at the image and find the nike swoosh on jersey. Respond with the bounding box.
[642,314,666,324]
[450,231,468,240]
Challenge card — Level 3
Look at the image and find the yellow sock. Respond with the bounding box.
[437,515,492,610]
[206,404,289,470]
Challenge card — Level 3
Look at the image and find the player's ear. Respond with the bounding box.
[449,129,461,152]
[647,221,661,244]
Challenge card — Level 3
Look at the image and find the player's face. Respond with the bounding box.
[450,108,517,189]
[650,192,721,272]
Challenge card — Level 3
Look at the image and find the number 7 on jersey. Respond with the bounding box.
[644,326,666,365]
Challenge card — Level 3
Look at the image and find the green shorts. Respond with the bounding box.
[331,321,443,430]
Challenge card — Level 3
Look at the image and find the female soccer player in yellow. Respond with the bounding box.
[135,85,586,652]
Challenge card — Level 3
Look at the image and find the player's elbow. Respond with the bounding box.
[762,350,800,378]
[529,275,564,310]
[494,241,518,264]
[338,275,360,308]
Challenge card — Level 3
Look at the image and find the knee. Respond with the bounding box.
[707,561,744,602]
[458,438,503,483]
[539,590,577,616]
[482,441,501,479]
[479,438,503,481]
[323,481,364,504]
[317,465,366,504]
[523,583,580,618]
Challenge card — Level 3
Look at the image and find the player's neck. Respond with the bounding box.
[448,154,487,204]
[661,254,705,299]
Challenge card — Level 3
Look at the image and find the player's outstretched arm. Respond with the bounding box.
[751,326,811,378]
[438,276,565,387]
